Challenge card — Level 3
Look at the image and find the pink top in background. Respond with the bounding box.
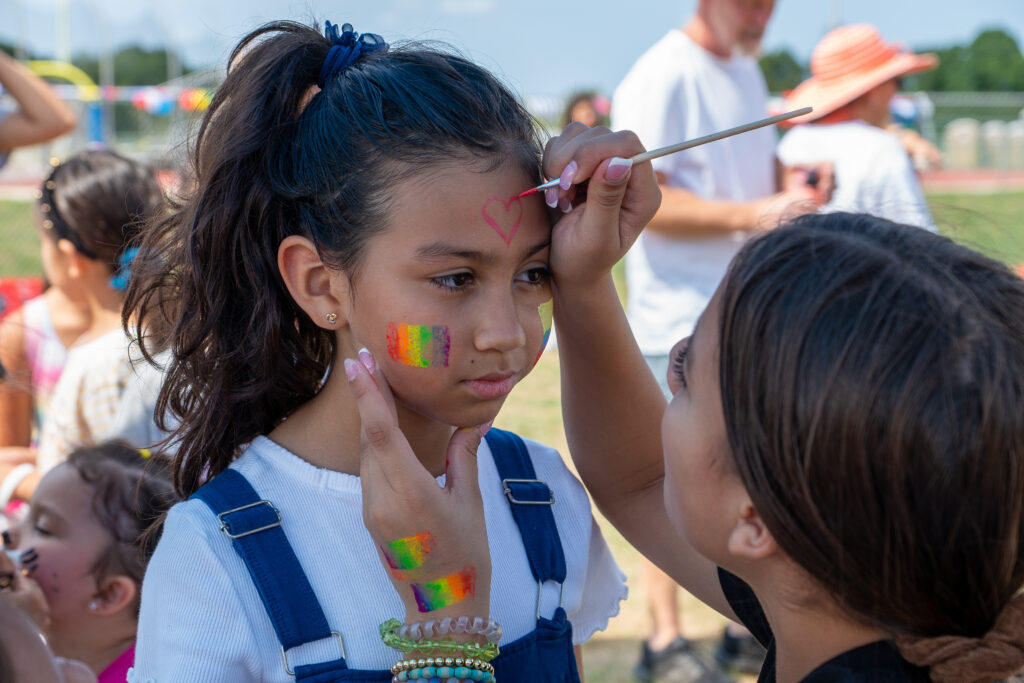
[99,644,135,683]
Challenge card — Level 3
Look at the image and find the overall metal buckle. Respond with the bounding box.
[216,500,282,539]
[535,579,565,621]
[280,631,346,676]
[502,478,555,505]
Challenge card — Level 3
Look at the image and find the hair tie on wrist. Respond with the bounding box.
[895,591,1024,681]
[317,21,389,89]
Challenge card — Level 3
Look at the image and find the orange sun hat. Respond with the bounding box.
[783,24,938,125]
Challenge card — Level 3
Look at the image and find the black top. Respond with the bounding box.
[718,568,931,682]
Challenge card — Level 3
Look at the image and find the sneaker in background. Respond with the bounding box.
[632,636,735,683]
[712,628,767,675]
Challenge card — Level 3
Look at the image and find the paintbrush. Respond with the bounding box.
[518,106,813,198]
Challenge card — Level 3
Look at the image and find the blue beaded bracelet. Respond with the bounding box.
[392,676,494,683]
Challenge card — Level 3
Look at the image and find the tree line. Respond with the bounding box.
[760,28,1024,93]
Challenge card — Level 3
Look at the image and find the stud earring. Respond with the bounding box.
[88,601,99,611]
[325,313,338,324]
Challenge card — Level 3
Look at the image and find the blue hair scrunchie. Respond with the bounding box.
[317,21,389,89]
[109,247,139,292]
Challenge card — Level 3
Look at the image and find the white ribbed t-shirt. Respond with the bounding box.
[130,435,626,682]
[777,120,936,232]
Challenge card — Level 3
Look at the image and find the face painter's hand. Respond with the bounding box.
[345,349,492,623]
[0,547,49,632]
[542,124,661,290]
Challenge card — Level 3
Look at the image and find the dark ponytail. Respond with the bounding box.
[126,20,543,496]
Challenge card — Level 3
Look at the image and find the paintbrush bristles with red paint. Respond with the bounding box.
[518,107,812,199]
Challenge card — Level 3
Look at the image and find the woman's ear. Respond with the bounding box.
[727,500,778,561]
[278,235,351,329]
[90,574,137,617]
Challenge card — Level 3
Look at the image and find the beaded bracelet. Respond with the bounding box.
[399,617,502,644]
[390,656,495,683]
[380,619,500,662]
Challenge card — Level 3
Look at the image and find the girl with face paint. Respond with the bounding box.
[126,19,661,683]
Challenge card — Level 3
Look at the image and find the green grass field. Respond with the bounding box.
[2,192,1021,681]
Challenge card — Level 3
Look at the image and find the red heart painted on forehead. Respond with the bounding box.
[481,195,523,247]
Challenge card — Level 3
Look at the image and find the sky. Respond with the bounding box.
[1,0,1022,98]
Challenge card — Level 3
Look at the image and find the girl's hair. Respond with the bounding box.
[65,441,177,600]
[718,212,1024,678]
[126,20,544,496]
[39,150,163,270]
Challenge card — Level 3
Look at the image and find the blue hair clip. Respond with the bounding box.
[109,247,139,292]
[317,21,389,89]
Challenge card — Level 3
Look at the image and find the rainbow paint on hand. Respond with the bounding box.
[411,566,477,612]
[386,323,451,368]
[381,531,434,578]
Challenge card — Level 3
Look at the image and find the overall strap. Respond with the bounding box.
[190,469,336,654]
[485,429,567,584]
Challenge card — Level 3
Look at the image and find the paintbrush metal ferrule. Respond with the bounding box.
[522,107,812,197]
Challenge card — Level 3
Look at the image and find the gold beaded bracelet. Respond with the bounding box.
[390,657,494,675]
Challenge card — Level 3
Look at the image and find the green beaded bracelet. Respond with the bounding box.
[380,619,501,662]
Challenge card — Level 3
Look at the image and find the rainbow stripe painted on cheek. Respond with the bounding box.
[410,566,477,613]
[386,323,451,368]
[535,299,553,364]
[539,299,553,351]
[381,531,434,573]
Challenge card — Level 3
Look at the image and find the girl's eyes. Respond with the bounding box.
[671,342,689,390]
[515,266,552,287]
[429,266,551,292]
[33,524,52,537]
[431,272,475,291]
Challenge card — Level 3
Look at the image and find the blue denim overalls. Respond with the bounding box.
[192,429,582,682]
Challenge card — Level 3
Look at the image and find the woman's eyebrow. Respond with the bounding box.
[687,318,701,379]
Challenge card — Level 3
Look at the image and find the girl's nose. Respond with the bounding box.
[473,294,527,353]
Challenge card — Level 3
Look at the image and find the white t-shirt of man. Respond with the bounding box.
[777,120,935,232]
[130,435,626,682]
[613,29,776,355]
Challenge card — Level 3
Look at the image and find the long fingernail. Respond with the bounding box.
[343,358,359,381]
[545,187,558,208]
[559,160,577,190]
[357,347,376,374]
[605,157,633,183]
[558,197,572,214]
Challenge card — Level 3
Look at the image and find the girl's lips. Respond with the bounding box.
[462,373,518,399]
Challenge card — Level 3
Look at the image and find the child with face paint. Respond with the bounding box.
[126,20,660,683]
[539,122,1024,681]
[2,441,176,682]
